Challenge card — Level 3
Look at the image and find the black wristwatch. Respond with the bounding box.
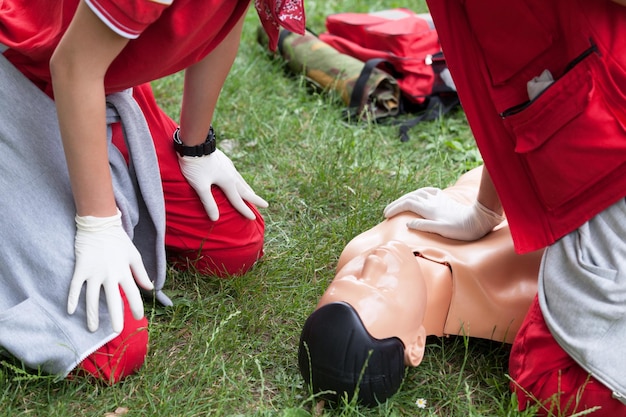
[173,126,217,157]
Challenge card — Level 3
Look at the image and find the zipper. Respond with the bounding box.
[500,39,599,118]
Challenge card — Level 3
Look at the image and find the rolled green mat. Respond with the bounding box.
[258,27,400,121]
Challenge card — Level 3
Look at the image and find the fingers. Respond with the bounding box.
[199,182,268,221]
[405,218,460,240]
[85,278,103,332]
[222,185,257,220]
[406,218,474,241]
[128,256,152,321]
[234,172,269,209]
[406,218,447,233]
[69,264,151,332]
[67,273,84,315]
[180,151,268,221]
[245,192,269,209]
[216,179,269,221]
[385,195,432,218]
[119,277,146,322]
[237,182,269,211]
[384,198,419,218]
[82,277,146,333]
[198,190,220,221]
[384,187,442,218]
[101,280,124,333]
[129,254,154,291]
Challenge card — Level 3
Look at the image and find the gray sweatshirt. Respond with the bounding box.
[0,53,168,378]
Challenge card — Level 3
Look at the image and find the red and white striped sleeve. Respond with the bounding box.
[84,0,173,39]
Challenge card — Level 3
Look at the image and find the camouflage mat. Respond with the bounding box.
[258,27,400,121]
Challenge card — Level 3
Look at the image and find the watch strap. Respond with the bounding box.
[173,126,216,157]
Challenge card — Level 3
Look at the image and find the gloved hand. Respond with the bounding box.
[383,187,505,241]
[178,149,269,221]
[67,209,154,333]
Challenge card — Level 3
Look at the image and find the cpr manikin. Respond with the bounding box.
[298,167,544,406]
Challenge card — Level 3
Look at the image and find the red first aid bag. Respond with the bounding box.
[319,9,459,141]
[319,8,449,105]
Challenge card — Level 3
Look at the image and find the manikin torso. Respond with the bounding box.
[336,167,543,343]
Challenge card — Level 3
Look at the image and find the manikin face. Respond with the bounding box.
[317,240,428,364]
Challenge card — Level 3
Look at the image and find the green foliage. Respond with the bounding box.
[0,2,599,416]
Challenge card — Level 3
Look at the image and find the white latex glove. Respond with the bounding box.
[67,209,154,333]
[383,187,505,241]
[178,149,269,221]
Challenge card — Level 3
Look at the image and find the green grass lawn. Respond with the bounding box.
[0,1,572,416]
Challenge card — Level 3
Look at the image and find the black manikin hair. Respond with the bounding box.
[298,302,406,407]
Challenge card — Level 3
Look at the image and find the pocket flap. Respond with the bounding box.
[505,59,594,153]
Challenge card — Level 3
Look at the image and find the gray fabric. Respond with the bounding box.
[105,91,170,306]
[0,52,168,378]
[539,197,626,404]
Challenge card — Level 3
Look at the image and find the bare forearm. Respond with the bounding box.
[476,167,503,216]
[53,74,116,217]
[50,1,128,217]
[179,13,246,145]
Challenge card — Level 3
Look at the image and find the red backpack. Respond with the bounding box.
[319,9,459,140]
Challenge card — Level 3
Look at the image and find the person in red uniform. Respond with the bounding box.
[382,0,626,414]
[0,0,305,384]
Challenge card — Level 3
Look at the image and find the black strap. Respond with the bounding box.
[397,94,460,142]
[290,33,458,138]
[343,58,390,121]
[277,29,293,55]
[278,27,318,55]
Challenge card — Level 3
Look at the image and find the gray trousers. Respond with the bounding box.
[539,197,626,404]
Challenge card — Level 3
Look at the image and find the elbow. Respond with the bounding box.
[49,47,75,88]
[49,47,70,91]
[49,46,106,93]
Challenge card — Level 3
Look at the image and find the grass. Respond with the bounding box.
[0,1,589,416]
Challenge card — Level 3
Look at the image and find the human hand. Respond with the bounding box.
[383,187,505,241]
[68,209,153,333]
[178,149,269,221]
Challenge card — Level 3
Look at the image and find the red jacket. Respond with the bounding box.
[0,0,248,96]
[426,0,626,253]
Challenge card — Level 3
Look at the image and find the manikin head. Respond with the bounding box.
[298,241,428,406]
